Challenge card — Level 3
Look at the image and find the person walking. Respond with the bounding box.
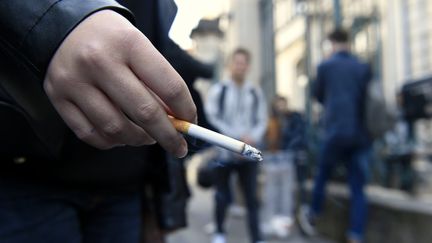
[205,48,268,243]
[298,29,372,243]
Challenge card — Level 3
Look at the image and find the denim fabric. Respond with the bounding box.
[214,161,262,243]
[261,151,295,220]
[0,179,141,243]
[310,140,370,241]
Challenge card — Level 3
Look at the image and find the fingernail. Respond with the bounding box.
[176,140,188,158]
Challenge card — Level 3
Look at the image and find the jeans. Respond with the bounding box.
[311,140,370,242]
[385,153,414,192]
[261,151,295,221]
[214,161,262,243]
[0,178,141,243]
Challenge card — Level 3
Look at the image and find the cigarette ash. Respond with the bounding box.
[242,144,263,162]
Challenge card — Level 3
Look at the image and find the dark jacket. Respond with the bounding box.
[0,0,176,187]
[164,41,215,133]
[314,51,371,146]
[281,112,306,151]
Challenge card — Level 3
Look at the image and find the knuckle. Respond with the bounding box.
[74,129,95,142]
[164,80,185,102]
[77,43,105,67]
[49,68,72,85]
[101,122,124,137]
[44,77,67,101]
[135,103,160,123]
[121,28,143,45]
[43,79,55,96]
[121,28,148,53]
[73,128,117,150]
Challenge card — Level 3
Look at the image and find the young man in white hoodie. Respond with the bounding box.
[205,48,268,243]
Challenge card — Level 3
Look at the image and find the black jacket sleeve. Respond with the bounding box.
[0,0,134,79]
[165,40,214,84]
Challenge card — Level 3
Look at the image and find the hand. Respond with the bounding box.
[44,10,196,158]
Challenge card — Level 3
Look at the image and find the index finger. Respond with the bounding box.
[127,35,196,123]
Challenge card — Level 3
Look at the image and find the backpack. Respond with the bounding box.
[197,158,218,189]
[217,84,259,125]
[196,84,260,189]
[364,80,396,139]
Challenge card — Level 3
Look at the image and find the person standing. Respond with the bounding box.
[0,1,196,242]
[298,29,372,243]
[263,96,307,237]
[205,48,268,243]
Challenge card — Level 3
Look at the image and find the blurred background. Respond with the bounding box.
[166,0,432,243]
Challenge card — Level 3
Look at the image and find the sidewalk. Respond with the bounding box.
[167,153,334,243]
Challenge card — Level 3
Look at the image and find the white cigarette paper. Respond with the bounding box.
[169,117,263,161]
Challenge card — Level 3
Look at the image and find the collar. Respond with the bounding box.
[333,50,351,57]
[225,79,252,90]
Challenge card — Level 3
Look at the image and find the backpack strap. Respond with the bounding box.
[217,84,227,119]
[217,84,259,126]
[250,87,259,126]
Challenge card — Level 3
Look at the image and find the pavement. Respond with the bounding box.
[166,153,334,243]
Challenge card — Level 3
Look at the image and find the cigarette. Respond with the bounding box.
[169,116,263,162]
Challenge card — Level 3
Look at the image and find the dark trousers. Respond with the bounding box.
[214,161,262,243]
[311,140,370,242]
[0,178,141,243]
[385,153,414,192]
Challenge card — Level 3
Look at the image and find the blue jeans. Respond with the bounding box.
[214,161,262,243]
[0,178,141,243]
[311,140,370,242]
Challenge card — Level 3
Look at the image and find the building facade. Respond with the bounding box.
[273,0,432,109]
[190,0,432,111]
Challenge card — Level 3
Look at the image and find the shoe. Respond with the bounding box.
[272,216,293,238]
[297,205,316,236]
[212,233,226,243]
[204,222,215,235]
[229,204,246,218]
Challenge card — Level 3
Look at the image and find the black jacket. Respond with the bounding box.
[0,0,175,187]
[164,41,215,132]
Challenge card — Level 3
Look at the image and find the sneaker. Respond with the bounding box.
[212,233,226,243]
[204,222,215,235]
[229,204,246,218]
[272,216,293,238]
[297,205,316,236]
